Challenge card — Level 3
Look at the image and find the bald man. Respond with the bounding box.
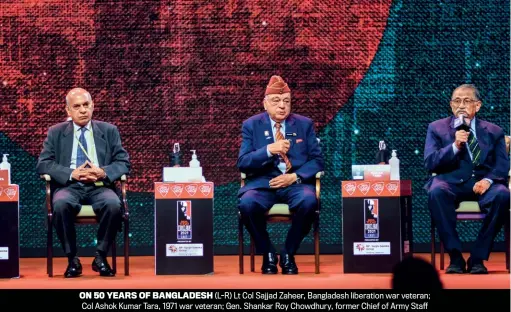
[37,88,130,278]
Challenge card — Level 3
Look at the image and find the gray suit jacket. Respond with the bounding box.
[36,120,130,187]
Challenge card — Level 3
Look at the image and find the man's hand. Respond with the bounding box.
[72,161,106,183]
[71,163,89,181]
[269,173,297,188]
[268,140,290,155]
[455,130,469,149]
[84,161,107,180]
[473,179,491,195]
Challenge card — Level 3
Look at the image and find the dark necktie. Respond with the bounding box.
[76,127,88,167]
[468,129,481,166]
[274,122,291,172]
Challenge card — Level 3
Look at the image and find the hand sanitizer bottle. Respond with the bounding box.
[189,150,200,168]
[0,154,11,184]
[389,150,400,180]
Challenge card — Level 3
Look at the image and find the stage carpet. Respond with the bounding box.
[0,253,509,289]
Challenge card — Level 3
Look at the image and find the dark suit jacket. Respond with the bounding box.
[36,120,130,187]
[237,112,324,196]
[423,116,509,190]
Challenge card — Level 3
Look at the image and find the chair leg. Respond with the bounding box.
[47,215,53,277]
[250,237,255,272]
[314,211,320,274]
[430,220,435,269]
[124,218,129,276]
[112,240,117,274]
[440,242,445,270]
[238,215,244,274]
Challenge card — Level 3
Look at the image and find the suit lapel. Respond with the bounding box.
[61,121,74,167]
[92,121,107,167]
[475,118,489,164]
[260,113,274,143]
[448,116,457,139]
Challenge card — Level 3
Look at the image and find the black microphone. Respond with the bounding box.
[453,115,470,147]
[454,115,470,132]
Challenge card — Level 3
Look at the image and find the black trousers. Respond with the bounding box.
[428,178,510,261]
[52,183,122,257]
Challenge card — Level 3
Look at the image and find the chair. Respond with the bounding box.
[238,171,323,274]
[42,174,130,277]
[430,135,511,271]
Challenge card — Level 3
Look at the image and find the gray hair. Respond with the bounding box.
[453,84,482,101]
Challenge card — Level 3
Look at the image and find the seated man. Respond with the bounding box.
[36,88,130,278]
[424,84,510,274]
[237,75,324,274]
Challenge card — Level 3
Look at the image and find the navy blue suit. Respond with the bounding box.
[237,112,324,254]
[424,116,509,261]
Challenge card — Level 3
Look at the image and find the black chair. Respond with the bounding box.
[238,171,323,274]
[42,174,129,277]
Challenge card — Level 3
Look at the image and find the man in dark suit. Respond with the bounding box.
[237,75,324,274]
[424,84,509,274]
[37,88,130,278]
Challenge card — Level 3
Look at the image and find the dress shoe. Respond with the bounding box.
[279,253,298,274]
[445,256,466,274]
[467,257,488,274]
[92,256,115,277]
[261,252,278,274]
[64,257,82,278]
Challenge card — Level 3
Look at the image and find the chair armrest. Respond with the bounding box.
[316,171,324,179]
[41,174,51,182]
[120,174,127,182]
[240,173,246,179]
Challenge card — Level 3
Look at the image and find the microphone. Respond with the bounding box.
[453,115,470,147]
[454,115,470,132]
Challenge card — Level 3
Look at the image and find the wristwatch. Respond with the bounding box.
[295,175,302,184]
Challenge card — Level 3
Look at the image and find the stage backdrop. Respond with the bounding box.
[0,0,509,257]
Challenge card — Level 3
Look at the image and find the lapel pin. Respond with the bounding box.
[264,131,269,136]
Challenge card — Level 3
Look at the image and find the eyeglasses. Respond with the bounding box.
[450,98,478,107]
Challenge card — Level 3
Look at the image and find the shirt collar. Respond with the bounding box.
[470,117,476,132]
[269,117,285,129]
[73,120,92,132]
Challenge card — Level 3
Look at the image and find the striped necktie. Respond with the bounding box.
[468,129,481,166]
[274,122,291,172]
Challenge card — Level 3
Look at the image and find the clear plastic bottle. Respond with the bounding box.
[189,150,200,168]
[0,154,11,184]
[389,150,400,180]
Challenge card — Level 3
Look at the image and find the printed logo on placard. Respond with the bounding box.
[5,188,16,200]
[364,199,379,239]
[177,200,192,240]
[200,184,212,197]
[343,183,356,195]
[358,182,370,195]
[157,184,169,197]
[372,182,384,195]
[386,182,399,195]
[355,243,365,252]
[168,245,178,253]
[171,184,184,197]
[185,184,197,196]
